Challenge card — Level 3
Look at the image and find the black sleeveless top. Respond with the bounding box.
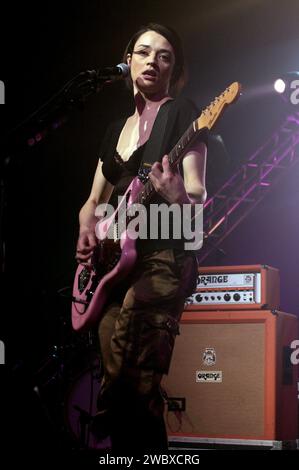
[98,96,208,254]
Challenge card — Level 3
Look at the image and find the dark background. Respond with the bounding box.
[1,0,299,457]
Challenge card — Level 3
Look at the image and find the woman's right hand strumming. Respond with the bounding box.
[76,229,97,264]
[75,160,114,265]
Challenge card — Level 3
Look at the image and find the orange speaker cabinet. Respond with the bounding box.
[162,310,298,441]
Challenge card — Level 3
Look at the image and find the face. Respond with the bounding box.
[127,30,175,98]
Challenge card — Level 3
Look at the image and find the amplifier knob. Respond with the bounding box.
[233,293,241,301]
[224,293,231,302]
[195,294,203,302]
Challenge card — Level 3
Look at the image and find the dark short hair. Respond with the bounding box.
[122,23,185,96]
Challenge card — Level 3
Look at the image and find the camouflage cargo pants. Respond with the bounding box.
[97,248,198,452]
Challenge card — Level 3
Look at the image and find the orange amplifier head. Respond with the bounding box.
[185,264,280,311]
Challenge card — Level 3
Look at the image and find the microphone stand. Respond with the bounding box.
[73,405,93,449]
[0,70,109,274]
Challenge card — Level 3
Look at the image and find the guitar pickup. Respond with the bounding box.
[78,267,91,293]
[138,163,152,184]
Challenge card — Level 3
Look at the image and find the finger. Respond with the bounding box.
[76,258,92,268]
[150,161,163,176]
[76,252,90,261]
[149,171,161,191]
[77,246,92,255]
[77,237,96,252]
[77,238,89,250]
[76,257,92,267]
[162,154,177,175]
[162,155,171,172]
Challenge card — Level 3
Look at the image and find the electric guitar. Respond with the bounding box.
[72,82,241,331]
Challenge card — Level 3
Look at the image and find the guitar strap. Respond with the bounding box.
[138,99,173,181]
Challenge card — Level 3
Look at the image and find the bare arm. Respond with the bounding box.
[181,141,207,203]
[149,140,207,204]
[76,160,114,263]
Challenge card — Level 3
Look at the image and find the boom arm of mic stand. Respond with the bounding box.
[0,70,110,274]
[0,70,109,157]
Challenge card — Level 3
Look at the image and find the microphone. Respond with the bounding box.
[96,63,130,81]
[75,63,130,95]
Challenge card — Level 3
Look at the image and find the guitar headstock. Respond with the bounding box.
[196,81,242,131]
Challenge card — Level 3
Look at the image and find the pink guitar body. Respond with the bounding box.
[72,177,144,331]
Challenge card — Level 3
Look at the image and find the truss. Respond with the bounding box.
[198,112,299,263]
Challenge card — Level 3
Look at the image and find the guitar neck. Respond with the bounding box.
[133,82,241,207]
[134,120,200,206]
